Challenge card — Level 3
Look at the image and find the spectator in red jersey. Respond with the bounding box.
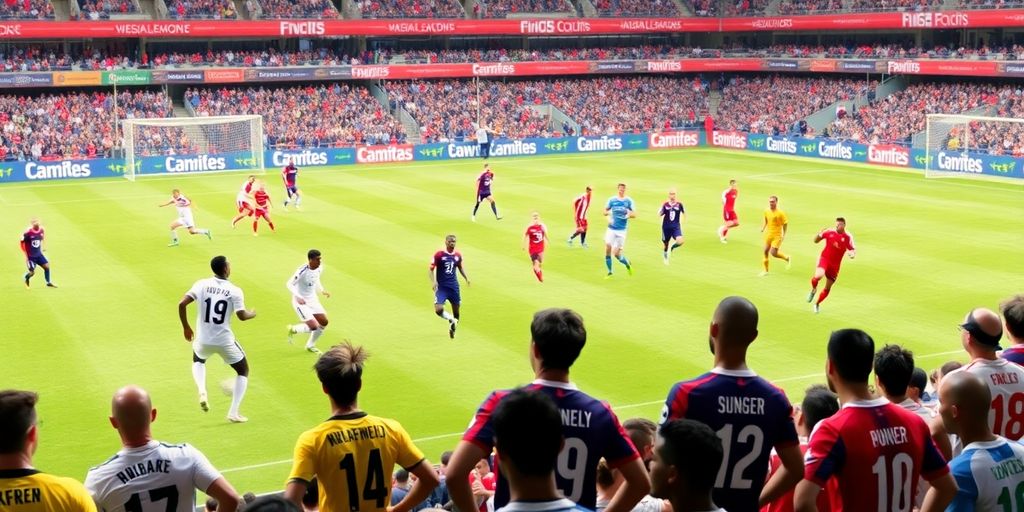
[592,0,679,16]
[167,0,236,19]
[477,0,572,17]
[469,459,495,512]
[0,0,52,18]
[258,0,339,18]
[359,0,462,18]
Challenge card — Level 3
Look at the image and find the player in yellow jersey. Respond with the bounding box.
[284,342,439,511]
[759,195,792,276]
[0,390,96,512]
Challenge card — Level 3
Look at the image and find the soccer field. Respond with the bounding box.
[1,148,1022,497]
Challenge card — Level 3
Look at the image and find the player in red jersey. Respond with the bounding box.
[231,175,257,228]
[567,186,592,248]
[282,159,301,210]
[794,329,957,512]
[807,217,856,313]
[523,212,548,283]
[251,182,275,236]
[717,180,739,243]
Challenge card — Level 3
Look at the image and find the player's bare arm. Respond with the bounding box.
[204,477,241,512]
[761,216,767,232]
[445,440,488,512]
[920,472,957,512]
[604,457,650,512]
[390,459,440,512]
[429,268,438,292]
[158,199,174,207]
[758,443,803,507]
[283,480,308,508]
[781,222,788,240]
[236,309,256,321]
[178,295,195,341]
[458,263,470,286]
[814,230,825,243]
[792,480,821,512]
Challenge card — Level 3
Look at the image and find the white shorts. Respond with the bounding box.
[194,340,245,365]
[293,298,326,321]
[177,211,195,228]
[604,228,627,249]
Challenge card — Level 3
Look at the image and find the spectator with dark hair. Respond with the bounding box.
[243,492,257,505]
[359,0,462,18]
[662,296,803,511]
[259,0,339,18]
[427,451,452,508]
[0,0,54,19]
[168,0,236,18]
[763,384,840,512]
[206,497,219,511]
[649,419,723,512]
[447,308,649,512]
[595,418,668,512]
[908,367,931,405]
[78,0,138,18]
[284,342,439,511]
[478,0,572,17]
[1000,295,1024,365]
[392,469,412,506]
[0,390,97,511]
[794,329,956,512]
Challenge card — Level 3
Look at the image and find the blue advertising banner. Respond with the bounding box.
[910,148,1023,179]
[0,158,124,183]
[137,150,261,175]
[412,134,649,162]
[265,147,356,168]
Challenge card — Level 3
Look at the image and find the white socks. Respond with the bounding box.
[192,362,207,395]
[171,231,179,243]
[441,311,454,322]
[292,324,312,334]
[228,376,248,417]
[307,327,325,349]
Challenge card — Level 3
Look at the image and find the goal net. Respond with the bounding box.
[122,115,264,181]
[924,113,1022,180]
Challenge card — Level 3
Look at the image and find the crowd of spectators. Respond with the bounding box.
[592,0,680,17]
[147,48,359,68]
[959,0,1024,8]
[257,0,339,18]
[847,0,942,11]
[823,82,1006,145]
[477,0,573,17]
[716,75,873,135]
[0,0,54,19]
[943,88,1024,156]
[168,0,237,19]
[0,90,171,161]
[777,0,843,14]
[76,0,138,19]
[358,0,464,18]
[185,84,407,148]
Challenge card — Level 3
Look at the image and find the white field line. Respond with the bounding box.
[220,349,965,475]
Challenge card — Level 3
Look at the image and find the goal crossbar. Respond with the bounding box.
[122,115,264,181]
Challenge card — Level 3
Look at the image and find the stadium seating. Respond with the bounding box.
[167,0,237,19]
[358,0,464,18]
[959,0,1024,8]
[257,0,340,19]
[477,0,574,17]
[716,75,874,136]
[592,0,680,17]
[148,48,357,67]
[77,0,139,18]
[0,0,54,19]
[185,84,407,148]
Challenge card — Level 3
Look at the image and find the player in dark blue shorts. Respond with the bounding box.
[282,160,301,210]
[659,189,686,265]
[471,164,501,222]
[20,218,56,288]
[430,234,470,339]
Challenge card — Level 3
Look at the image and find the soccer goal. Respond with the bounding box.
[924,113,1022,180]
[122,115,264,181]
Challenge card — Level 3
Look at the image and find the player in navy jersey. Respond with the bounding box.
[661,296,802,512]
[447,309,650,512]
[282,160,301,210]
[1001,295,1024,366]
[658,189,686,265]
[20,218,56,288]
[430,234,470,339]
[794,329,957,512]
[471,164,501,222]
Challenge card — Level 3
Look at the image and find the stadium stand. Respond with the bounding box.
[77,0,139,18]
[944,89,1024,156]
[477,0,575,17]
[592,0,680,17]
[168,0,237,19]
[357,0,464,18]
[257,0,340,18]
[0,0,54,18]
[185,84,407,148]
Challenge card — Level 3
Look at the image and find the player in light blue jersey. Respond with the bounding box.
[603,183,635,278]
[938,370,1024,512]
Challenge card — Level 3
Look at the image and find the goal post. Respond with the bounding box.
[122,115,264,181]
[924,113,1023,181]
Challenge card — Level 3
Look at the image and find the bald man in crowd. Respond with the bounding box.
[935,371,1024,510]
[85,386,241,512]
[946,307,1024,441]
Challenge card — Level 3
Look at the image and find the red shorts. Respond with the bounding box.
[237,201,253,214]
[530,251,544,262]
[723,210,738,222]
[817,257,842,281]
[254,208,271,220]
[575,218,588,230]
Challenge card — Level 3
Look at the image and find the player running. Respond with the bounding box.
[718,179,739,243]
[20,217,55,288]
[567,186,592,248]
[282,159,301,210]
[160,189,212,247]
[178,255,256,423]
[471,164,501,222]
[430,234,470,339]
[523,212,548,283]
[760,195,791,276]
[604,183,635,278]
[808,217,856,313]
[230,175,257,228]
[251,182,275,236]
[286,249,332,355]
[659,189,686,265]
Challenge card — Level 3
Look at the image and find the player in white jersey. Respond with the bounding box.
[286,249,331,355]
[178,255,256,423]
[230,176,257,228]
[85,386,241,512]
[935,370,1024,511]
[159,189,211,247]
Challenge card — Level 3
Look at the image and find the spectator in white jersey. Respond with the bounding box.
[85,385,241,512]
[935,370,1024,511]
[649,419,724,512]
[596,419,668,512]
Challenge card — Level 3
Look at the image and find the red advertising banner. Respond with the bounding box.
[0,9,1023,39]
[649,131,700,149]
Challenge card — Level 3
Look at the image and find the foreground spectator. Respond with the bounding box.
[85,386,241,512]
[427,451,451,508]
[1002,295,1024,365]
[595,418,666,512]
[283,342,439,511]
[794,329,956,512]
[446,308,649,512]
[648,420,724,512]
[938,370,1024,511]
[206,497,219,511]
[662,296,803,511]
[0,390,97,511]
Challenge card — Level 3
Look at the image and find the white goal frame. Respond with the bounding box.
[925,113,1023,181]
[121,115,264,181]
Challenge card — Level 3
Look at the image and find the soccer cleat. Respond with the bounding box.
[24,277,30,289]
[813,304,821,314]
[663,251,670,265]
[807,290,816,303]
[199,393,209,412]
[604,272,613,279]
[306,346,322,355]
[205,231,213,241]
[566,238,573,247]
[286,325,295,344]
[758,271,769,277]
[581,243,589,249]
[449,318,458,339]
[626,264,633,276]
[720,237,728,244]
[227,414,249,423]
[168,241,179,247]
[786,256,793,270]
[46,283,57,288]
[253,232,258,237]
[496,216,503,221]
[471,215,476,222]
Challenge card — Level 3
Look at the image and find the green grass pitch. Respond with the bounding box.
[1,148,1022,497]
